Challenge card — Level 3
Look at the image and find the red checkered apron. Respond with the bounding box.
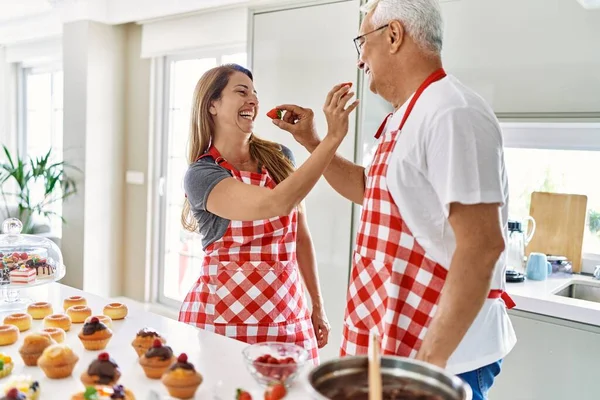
[179,146,319,363]
[341,68,515,357]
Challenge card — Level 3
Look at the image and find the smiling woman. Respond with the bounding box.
[176,63,359,365]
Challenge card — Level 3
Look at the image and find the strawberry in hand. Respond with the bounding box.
[266,108,284,120]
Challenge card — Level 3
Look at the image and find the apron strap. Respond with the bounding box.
[197,146,237,174]
[375,68,447,139]
[488,289,516,309]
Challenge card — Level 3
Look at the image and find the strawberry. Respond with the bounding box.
[152,339,162,348]
[236,389,253,400]
[177,353,188,363]
[266,108,283,120]
[98,352,110,361]
[6,388,20,398]
[90,317,99,324]
[264,382,286,400]
[20,253,28,260]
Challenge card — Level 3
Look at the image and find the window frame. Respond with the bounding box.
[15,63,64,236]
[501,121,600,274]
[153,46,247,309]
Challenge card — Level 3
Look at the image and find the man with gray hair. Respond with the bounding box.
[274,0,516,398]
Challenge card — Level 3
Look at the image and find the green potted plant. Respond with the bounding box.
[0,145,79,234]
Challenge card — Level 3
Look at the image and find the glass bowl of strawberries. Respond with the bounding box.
[241,342,309,387]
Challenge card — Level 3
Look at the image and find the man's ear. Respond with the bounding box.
[388,20,405,53]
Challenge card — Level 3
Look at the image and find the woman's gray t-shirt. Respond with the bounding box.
[183,145,296,249]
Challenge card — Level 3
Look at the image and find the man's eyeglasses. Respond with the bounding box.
[353,24,389,56]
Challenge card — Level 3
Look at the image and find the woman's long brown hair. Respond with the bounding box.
[181,64,295,232]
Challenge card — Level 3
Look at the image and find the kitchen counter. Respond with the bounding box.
[506,272,600,326]
[0,283,313,399]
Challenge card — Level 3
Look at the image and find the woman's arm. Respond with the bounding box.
[296,205,330,348]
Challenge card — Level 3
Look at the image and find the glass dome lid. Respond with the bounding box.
[0,218,65,286]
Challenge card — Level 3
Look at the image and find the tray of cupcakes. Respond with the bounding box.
[0,294,204,400]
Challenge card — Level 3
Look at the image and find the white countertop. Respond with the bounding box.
[506,272,600,326]
[6,275,596,399]
[0,283,314,400]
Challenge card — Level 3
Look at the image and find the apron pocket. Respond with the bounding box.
[344,252,392,332]
[211,261,308,325]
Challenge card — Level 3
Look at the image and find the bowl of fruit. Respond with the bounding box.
[241,342,308,387]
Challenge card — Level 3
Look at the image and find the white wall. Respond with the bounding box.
[441,0,600,114]
[61,21,89,290]
[83,21,126,297]
[140,7,248,58]
[123,24,152,302]
[61,20,126,298]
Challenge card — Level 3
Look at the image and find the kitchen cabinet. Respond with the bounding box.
[441,0,600,114]
[490,309,600,400]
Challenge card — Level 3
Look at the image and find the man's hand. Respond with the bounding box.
[272,105,320,149]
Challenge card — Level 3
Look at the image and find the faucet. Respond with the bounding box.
[594,266,600,280]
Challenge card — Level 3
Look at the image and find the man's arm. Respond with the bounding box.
[415,202,505,368]
[303,140,365,205]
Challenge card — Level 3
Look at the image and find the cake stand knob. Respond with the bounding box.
[2,218,22,235]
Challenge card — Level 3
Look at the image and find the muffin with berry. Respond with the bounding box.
[139,339,175,379]
[78,317,112,351]
[80,352,121,386]
[131,328,166,357]
[161,353,202,399]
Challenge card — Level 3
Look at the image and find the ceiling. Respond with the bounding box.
[0,0,53,22]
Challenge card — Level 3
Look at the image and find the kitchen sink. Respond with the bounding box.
[554,281,600,303]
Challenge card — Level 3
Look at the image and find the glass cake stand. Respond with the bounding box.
[0,218,66,312]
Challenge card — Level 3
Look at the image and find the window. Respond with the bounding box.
[502,122,600,267]
[157,49,247,307]
[19,68,64,236]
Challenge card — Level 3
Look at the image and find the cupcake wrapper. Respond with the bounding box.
[142,365,170,379]
[80,338,110,351]
[133,346,148,357]
[164,385,200,400]
[20,352,42,367]
[40,362,76,379]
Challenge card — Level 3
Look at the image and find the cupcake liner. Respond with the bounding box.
[164,384,199,400]
[19,352,42,367]
[133,346,148,357]
[141,365,170,379]
[39,362,76,379]
[79,338,111,351]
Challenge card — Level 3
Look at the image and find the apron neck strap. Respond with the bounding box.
[374,68,447,139]
[197,146,236,173]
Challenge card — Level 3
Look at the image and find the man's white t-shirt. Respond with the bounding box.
[378,74,517,374]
